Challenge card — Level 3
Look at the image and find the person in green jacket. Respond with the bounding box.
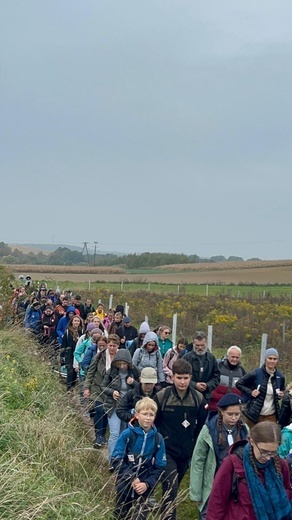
[190,394,248,519]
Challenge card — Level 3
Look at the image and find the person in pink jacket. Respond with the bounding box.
[206,421,292,520]
[163,338,188,384]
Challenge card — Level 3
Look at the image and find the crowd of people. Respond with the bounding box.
[11,285,292,520]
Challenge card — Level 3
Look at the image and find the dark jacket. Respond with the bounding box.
[209,358,246,411]
[183,350,220,401]
[101,350,140,417]
[116,384,158,423]
[278,389,292,428]
[154,385,208,460]
[236,365,285,423]
[116,324,138,343]
[56,306,77,345]
[206,440,292,520]
[61,327,82,365]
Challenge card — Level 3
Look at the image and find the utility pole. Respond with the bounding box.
[82,242,90,265]
[93,241,98,266]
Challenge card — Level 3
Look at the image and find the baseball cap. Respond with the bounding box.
[140,367,157,384]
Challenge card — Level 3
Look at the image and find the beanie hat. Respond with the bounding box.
[217,394,243,408]
[142,331,158,347]
[90,328,103,336]
[139,321,150,334]
[264,348,279,359]
[86,322,96,332]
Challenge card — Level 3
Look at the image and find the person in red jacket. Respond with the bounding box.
[207,421,292,520]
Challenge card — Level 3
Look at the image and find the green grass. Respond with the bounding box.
[40,278,292,299]
[0,327,114,519]
[0,327,200,520]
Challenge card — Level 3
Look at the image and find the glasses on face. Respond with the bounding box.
[164,331,170,335]
[254,441,278,458]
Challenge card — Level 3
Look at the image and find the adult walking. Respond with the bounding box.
[183,331,220,402]
[236,348,285,429]
[209,345,246,411]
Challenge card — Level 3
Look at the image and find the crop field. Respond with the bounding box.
[5,261,292,298]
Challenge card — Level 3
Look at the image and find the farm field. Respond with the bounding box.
[5,261,292,297]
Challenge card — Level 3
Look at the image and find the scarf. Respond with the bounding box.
[243,443,292,520]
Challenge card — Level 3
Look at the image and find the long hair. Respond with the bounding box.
[67,316,83,342]
[249,421,282,475]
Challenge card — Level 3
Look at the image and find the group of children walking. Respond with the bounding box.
[17,287,292,520]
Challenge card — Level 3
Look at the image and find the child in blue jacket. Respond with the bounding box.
[111,397,166,520]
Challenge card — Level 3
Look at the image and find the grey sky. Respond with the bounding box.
[1,1,292,260]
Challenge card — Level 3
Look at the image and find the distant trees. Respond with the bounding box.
[0,241,249,268]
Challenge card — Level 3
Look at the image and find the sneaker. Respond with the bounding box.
[108,465,115,473]
[93,436,102,448]
[148,497,159,509]
[100,436,107,446]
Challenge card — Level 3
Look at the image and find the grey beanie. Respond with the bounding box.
[139,321,150,334]
[264,348,279,359]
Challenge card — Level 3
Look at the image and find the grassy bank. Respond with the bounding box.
[0,327,199,520]
[0,327,115,520]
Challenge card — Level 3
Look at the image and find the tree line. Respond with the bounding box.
[0,242,258,268]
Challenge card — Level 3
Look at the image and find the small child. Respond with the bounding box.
[111,397,166,520]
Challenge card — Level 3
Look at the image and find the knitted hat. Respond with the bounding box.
[123,316,131,323]
[90,328,103,336]
[217,394,243,408]
[86,322,96,332]
[142,331,158,347]
[264,348,279,359]
[139,321,150,334]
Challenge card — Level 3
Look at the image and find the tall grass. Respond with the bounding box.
[0,327,115,519]
[0,327,199,520]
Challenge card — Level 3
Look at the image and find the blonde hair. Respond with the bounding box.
[135,397,157,414]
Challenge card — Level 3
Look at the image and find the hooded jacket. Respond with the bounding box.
[111,418,166,490]
[132,332,165,383]
[101,350,140,416]
[56,306,77,345]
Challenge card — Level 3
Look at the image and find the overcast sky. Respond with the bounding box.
[1,1,292,260]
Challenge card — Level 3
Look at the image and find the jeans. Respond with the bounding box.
[108,410,126,461]
[94,400,108,438]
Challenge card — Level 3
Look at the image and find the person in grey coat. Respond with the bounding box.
[132,331,165,385]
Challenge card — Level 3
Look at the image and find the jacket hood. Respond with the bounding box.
[66,306,77,317]
[129,417,158,437]
[142,331,159,348]
[206,410,219,429]
[112,348,133,367]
